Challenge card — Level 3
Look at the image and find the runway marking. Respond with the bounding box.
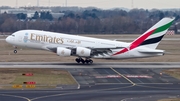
[0,94,31,101]
[103,69,122,83]
[121,95,180,101]
[95,83,130,85]
[125,75,152,78]
[95,83,174,85]
[0,62,180,68]
[30,85,135,101]
[110,67,136,85]
[121,69,144,84]
[136,84,180,90]
[134,83,174,84]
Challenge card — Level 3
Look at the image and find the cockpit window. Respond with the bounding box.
[12,35,15,37]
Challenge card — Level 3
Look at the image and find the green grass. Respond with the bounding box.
[158,98,180,101]
[0,69,77,89]
[12,73,76,85]
[163,69,180,80]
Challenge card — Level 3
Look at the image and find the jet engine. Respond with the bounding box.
[76,47,91,57]
[57,47,71,57]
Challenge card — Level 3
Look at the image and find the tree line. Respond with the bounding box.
[0,8,180,34]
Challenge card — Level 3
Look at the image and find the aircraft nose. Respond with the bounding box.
[6,36,11,43]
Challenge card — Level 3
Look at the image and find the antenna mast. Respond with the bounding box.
[37,0,39,7]
[65,0,67,7]
[131,0,134,9]
[16,0,18,8]
[48,0,50,7]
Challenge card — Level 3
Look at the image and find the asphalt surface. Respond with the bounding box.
[0,63,180,101]
[0,62,180,68]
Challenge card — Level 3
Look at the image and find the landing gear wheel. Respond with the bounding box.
[89,60,93,64]
[75,58,80,63]
[84,59,93,64]
[85,60,89,64]
[75,58,85,64]
[81,58,85,64]
[14,50,17,54]
[75,57,93,64]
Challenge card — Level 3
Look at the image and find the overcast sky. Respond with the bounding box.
[0,0,180,9]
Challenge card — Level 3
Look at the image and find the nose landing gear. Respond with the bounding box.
[75,57,93,64]
[13,46,17,54]
[14,50,17,54]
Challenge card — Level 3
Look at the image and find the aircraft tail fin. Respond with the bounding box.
[130,17,175,50]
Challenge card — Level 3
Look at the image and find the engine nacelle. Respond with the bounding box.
[57,47,71,57]
[76,47,91,57]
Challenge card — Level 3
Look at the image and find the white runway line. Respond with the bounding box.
[0,62,179,68]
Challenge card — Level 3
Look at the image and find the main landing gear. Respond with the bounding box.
[75,57,93,64]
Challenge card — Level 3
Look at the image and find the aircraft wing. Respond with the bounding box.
[90,47,126,56]
[46,46,125,56]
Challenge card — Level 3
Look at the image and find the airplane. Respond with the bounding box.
[6,17,174,64]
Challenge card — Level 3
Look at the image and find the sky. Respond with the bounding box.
[0,0,180,9]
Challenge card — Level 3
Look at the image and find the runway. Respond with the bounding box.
[0,63,180,101]
[0,62,180,68]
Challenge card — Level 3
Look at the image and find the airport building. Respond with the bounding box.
[0,8,64,19]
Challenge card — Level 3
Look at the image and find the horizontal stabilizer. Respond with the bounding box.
[138,49,164,54]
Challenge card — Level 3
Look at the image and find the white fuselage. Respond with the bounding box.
[6,30,163,59]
